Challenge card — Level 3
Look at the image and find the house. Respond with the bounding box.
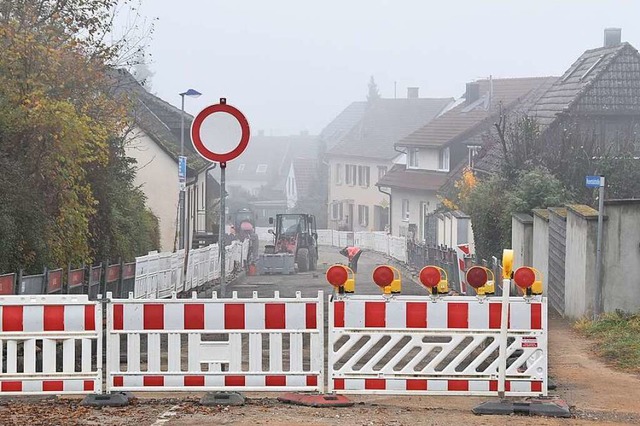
[379,77,558,240]
[325,90,454,232]
[111,69,220,251]
[224,132,319,226]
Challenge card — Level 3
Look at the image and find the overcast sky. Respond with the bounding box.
[120,0,640,135]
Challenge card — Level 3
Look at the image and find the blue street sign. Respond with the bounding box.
[178,156,187,190]
[585,175,602,188]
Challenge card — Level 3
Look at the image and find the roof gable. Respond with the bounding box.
[319,101,368,151]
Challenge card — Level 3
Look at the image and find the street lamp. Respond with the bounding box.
[179,89,202,251]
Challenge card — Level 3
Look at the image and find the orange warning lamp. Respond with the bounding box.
[465,266,495,296]
[326,264,355,294]
[419,266,448,295]
[372,265,401,294]
[513,266,543,296]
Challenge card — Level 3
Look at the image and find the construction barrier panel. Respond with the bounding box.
[105,290,325,393]
[328,295,547,396]
[0,295,102,395]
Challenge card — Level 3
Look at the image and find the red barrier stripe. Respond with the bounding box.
[489,303,511,329]
[225,375,245,386]
[306,375,318,387]
[265,375,286,386]
[447,303,468,328]
[531,381,543,392]
[113,305,123,330]
[1,381,22,392]
[334,301,345,328]
[406,302,427,328]
[406,379,428,391]
[365,302,385,327]
[333,378,345,390]
[531,303,542,330]
[84,305,95,331]
[448,380,469,391]
[364,379,385,390]
[184,376,205,386]
[225,304,245,329]
[305,303,317,329]
[143,376,164,387]
[489,380,511,392]
[144,304,164,330]
[113,376,123,387]
[265,304,286,329]
[184,304,204,330]
[43,381,64,391]
[2,306,23,332]
[84,381,94,391]
[44,305,64,331]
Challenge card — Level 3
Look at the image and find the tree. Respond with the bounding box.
[367,75,381,102]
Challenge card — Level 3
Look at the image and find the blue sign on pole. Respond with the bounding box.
[585,175,602,188]
[178,156,187,190]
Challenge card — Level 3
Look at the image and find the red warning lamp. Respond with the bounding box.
[372,265,394,288]
[419,266,441,288]
[326,265,348,288]
[466,266,489,289]
[513,266,536,289]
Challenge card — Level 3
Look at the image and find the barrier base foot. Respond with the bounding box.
[278,393,354,407]
[200,392,245,406]
[472,398,571,418]
[81,392,132,407]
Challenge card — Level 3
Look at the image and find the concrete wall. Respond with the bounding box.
[547,208,567,316]
[532,209,549,288]
[512,213,534,270]
[603,200,640,313]
[125,127,178,252]
[564,205,599,319]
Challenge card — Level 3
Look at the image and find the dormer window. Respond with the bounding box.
[438,147,450,172]
[408,148,419,168]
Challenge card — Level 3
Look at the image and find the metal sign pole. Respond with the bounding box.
[594,175,605,319]
[220,162,227,297]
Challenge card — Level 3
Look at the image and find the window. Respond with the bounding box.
[334,163,342,184]
[408,148,419,168]
[467,145,481,168]
[357,165,370,187]
[402,199,410,221]
[358,205,369,227]
[331,202,344,220]
[238,164,245,172]
[378,166,388,180]
[256,164,268,173]
[345,164,357,185]
[438,147,450,171]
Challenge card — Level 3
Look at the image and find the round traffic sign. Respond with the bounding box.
[372,265,394,288]
[191,102,250,163]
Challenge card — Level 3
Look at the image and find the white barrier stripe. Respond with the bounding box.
[426,302,447,328]
[23,305,43,332]
[124,304,143,331]
[386,301,405,328]
[204,303,224,330]
[246,303,265,329]
[65,305,84,331]
[286,303,305,330]
[345,300,365,328]
[468,303,488,329]
[164,303,183,331]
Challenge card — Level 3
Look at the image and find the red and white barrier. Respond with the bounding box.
[106,291,324,392]
[328,295,547,396]
[0,295,102,395]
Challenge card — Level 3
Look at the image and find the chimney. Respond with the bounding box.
[407,87,419,99]
[604,28,622,48]
[465,82,480,103]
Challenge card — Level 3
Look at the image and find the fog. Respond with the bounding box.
[127,0,640,135]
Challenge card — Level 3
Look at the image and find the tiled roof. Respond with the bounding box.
[326,97,454,160]
[398,77,558,149]
[529,43,637,126]
[319,101,368,151]
[292,158,319,198]
[376,164,450,191]
[110,69,207,172]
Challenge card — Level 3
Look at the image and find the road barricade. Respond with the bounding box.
[0,294,102,395]
[105,290,324,393]
[328,295,547,396]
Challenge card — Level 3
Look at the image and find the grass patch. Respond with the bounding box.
[575,311,640,373]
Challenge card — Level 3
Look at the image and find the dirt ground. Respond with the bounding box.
[1,248,639,425]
